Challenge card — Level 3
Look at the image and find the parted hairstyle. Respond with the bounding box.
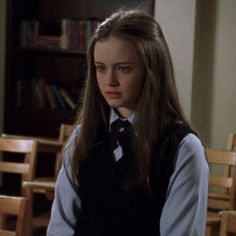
[71,9,188,189]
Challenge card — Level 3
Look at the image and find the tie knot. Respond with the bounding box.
[111,119,131,135]
[109,119,133,152]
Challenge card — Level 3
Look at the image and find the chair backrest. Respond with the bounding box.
[0,136,62,235]
[0,138,38,194]
[55,123,74,174]
[225,133,236,185]
[55,123,74,176]
[58,123,74,143]
[219,210,236,236]
[206,148,236,211]
[227,133,236,151]
[0,195,27,236]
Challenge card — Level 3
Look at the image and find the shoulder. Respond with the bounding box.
[176,133,208,173]
[180,132,203,149]
[179,133,204,157]
[64,124,80,149]
[167,133,209,194]
[62,124,80,165]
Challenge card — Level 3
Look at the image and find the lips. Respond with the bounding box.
[106,91,121,98]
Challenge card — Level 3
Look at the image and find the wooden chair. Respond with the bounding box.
[55,123,74,175]
[227,133,236,151]
[0,195,27,236]
[30,123,73,192]
[0,135,63,235]
[58,123,74,143]
[205,148,236,236]
[219,210,236,236]
[206,148,236,211]
[24,123,73,231]
[227,133,236,186]
[206,217,222,236]
[25,145,62,233]
[0,138,38,236]
[0,124,72,234]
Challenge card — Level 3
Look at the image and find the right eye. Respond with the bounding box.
[95,64,106,73]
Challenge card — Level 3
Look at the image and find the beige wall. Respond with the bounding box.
[210,0,236,148]
[192,0,236,148]
[154,0,197,119]
[191,0,217,146]
[156,0,236,149]
[0,0,6,134]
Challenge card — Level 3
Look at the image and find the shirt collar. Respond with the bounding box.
[109,108,135,130]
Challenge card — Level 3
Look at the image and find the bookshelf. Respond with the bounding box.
[4,0,154,138]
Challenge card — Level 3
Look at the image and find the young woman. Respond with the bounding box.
[47,9,209,236]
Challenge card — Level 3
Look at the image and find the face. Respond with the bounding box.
[94,36,145,118]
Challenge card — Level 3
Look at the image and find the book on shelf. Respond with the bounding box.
[51,85,68,110]
[19,20,39,47]
[60,19,69,49]
[79,19,85,51]
[19,18,102,51]
[37,35,61,48]
[59,88,77,110]
[32,77,47,108]
[45,85,58,109]
[16,77,77,111]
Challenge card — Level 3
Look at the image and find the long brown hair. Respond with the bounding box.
[71,9,188,189]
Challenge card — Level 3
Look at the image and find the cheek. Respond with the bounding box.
[96,76,104,91]
[133,81,144,99]
[124,75,144,98]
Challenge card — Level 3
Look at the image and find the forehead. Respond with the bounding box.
[94,36,142,63]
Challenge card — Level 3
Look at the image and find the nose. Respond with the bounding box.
[106,68,119,86]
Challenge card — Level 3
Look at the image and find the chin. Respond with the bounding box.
[106,101,123,108]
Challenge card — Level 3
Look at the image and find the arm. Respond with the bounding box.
[47,127,81,236]
[160,134,209,236]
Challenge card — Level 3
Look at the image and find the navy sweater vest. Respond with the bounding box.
[77,122,195,236]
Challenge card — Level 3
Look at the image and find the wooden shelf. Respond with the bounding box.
[4,0,154,139]
[19,46,86,56]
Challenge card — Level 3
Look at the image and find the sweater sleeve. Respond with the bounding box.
[47,126,81,236]
[160,133,209,236]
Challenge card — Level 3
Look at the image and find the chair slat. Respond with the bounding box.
[227,133,236,151]
[206,147,236,235]
[0,139,34,153]
[206,148,236,165]
[208,198,230,210]
[0,137,38,236]
[208,192,230,200]
[0,195,26,236]
[0,196,25,215]
[0,229,15,236]
[220,211,236,235]
[0,162,29,174]
[209,176,233,188]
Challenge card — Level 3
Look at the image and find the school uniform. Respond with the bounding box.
[47,109,209,236]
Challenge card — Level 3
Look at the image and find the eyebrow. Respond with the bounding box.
[94,61,134,65]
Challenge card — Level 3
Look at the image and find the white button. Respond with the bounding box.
[118,127,125,132]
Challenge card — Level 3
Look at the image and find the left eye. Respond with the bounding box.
[118,66,131,73]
